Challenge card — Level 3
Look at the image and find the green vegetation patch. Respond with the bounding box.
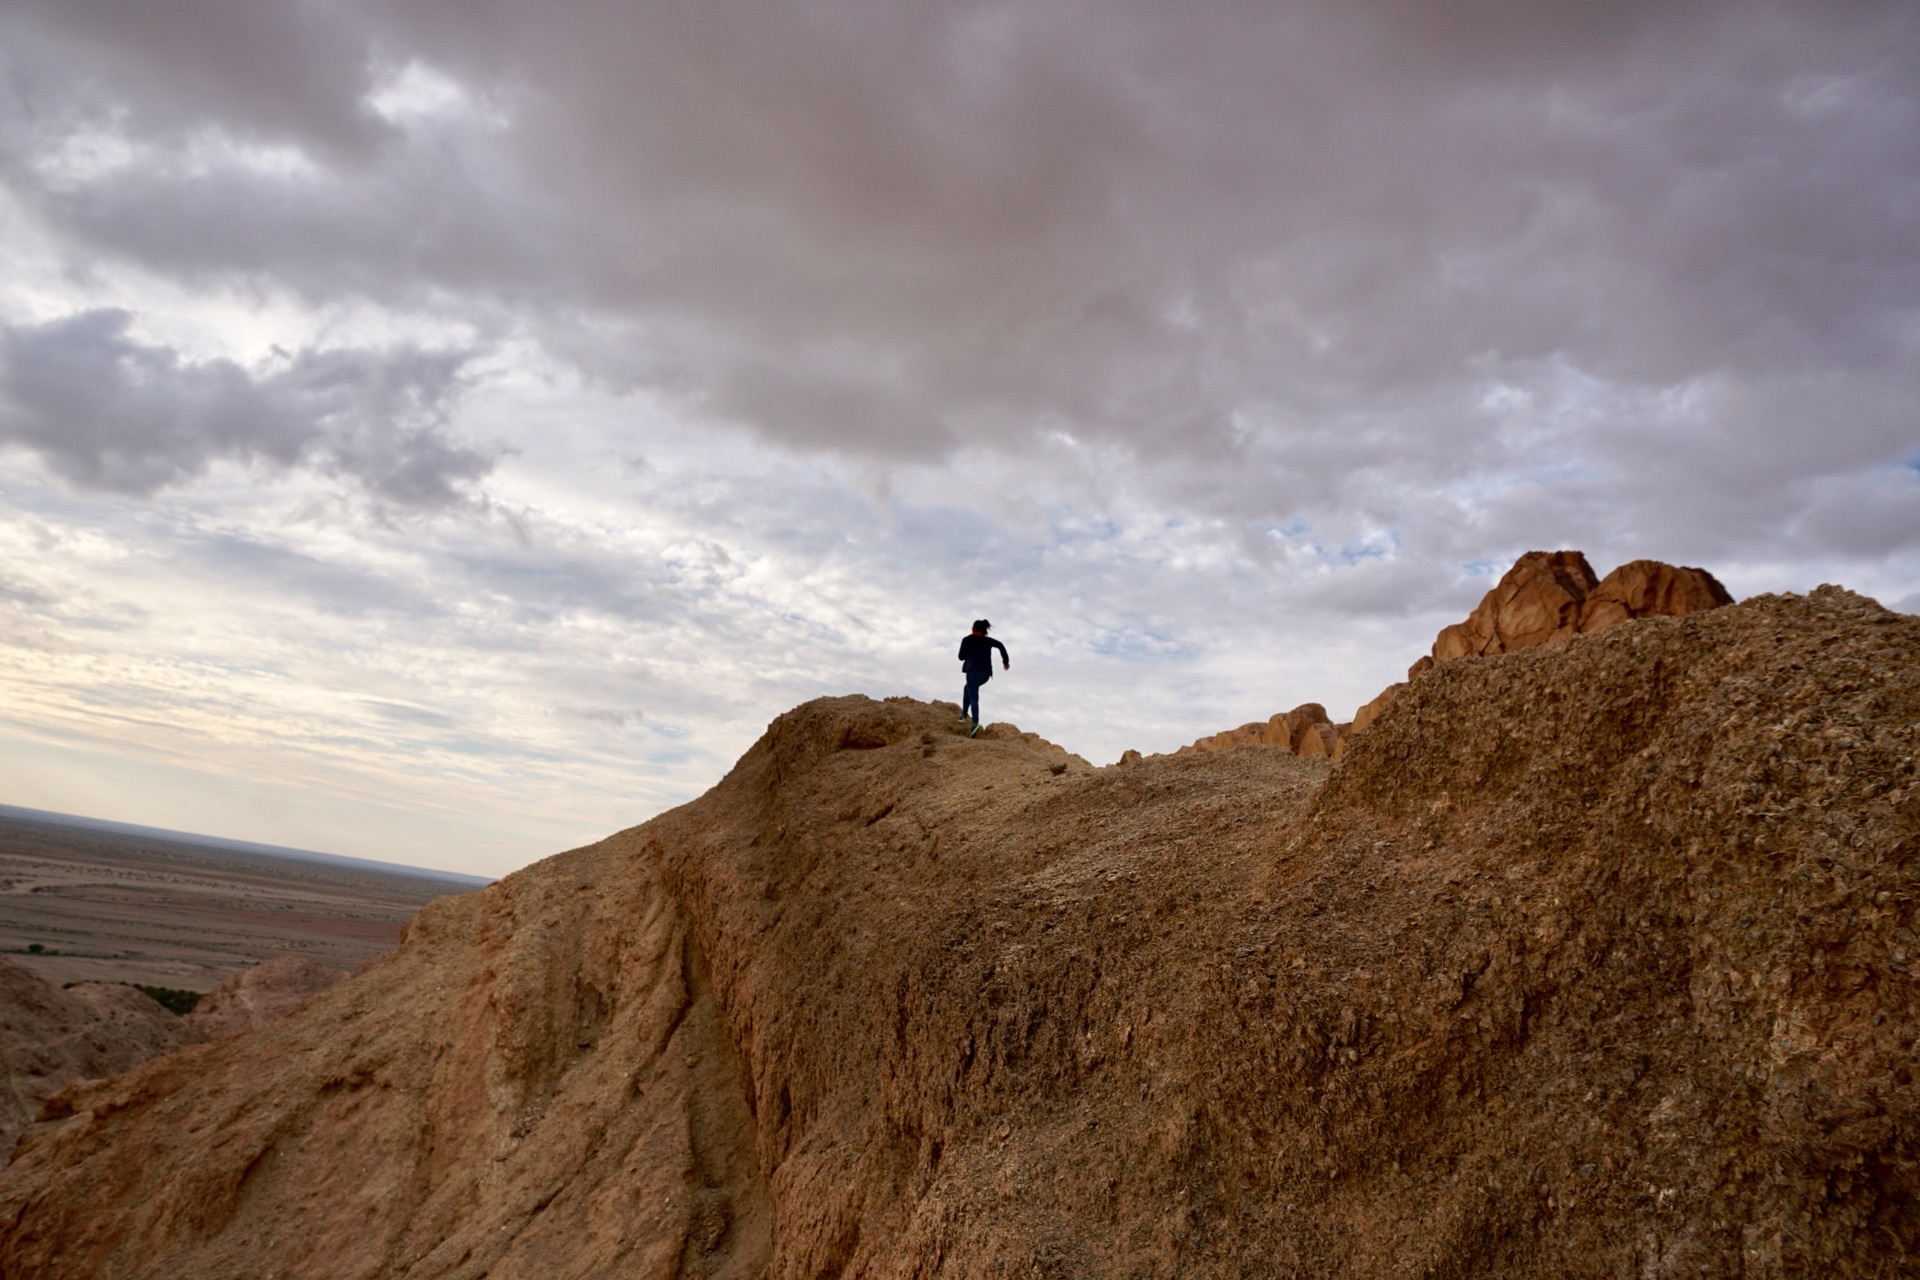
[59,980,206,1015]
[132,984,205,1015]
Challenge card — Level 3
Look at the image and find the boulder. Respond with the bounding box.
[1276,704,1330,753]
[1295,721,1340,759]
[1429,550,1732,665]
[1578,559,1733,634]
[1177,703,1331,756]
[1430,550,1600,661]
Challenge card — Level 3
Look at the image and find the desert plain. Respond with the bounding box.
[0,806,485,993]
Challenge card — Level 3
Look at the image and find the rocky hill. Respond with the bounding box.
[0,953,349,1168]
[1,586,1916,1278]
[1176,550,1733,761]
[0,960,198,1162]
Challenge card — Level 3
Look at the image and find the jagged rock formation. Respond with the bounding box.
[186,955,346,1041]
[0,960,199,1163]
[1175,702,1344,758]
[1,587,1914,1278]
[1431,551,1731,662]
[1177,550,1733,761]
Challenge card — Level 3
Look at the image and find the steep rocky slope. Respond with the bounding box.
[1,588,1915,1278]
[2,953,354,1168]
[0,960,198,1162]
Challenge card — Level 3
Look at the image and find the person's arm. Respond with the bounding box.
[993,638,1010,668]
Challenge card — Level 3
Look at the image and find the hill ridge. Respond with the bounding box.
[1,586,1915,1277]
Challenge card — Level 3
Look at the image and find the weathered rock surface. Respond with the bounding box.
[1177,702,1343,757]
[1350,682,1403,734]
[2,588,1917,1278]
[1431,549,1602,661]
[1180,550,1735,761]
[1577,557,1736,635]
[186,955,347,1041]
[1428,550,1733,665]
[0,960,199,1163]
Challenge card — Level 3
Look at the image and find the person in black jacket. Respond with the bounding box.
[957,619,1009,736]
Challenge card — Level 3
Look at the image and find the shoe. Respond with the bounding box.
[969,722,981,737]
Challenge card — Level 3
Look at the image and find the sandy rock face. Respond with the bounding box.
[1,593,1917,1278]
[0,960,199,1163]
[186,955,346,1040]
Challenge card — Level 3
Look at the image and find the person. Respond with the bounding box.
[957,619,1009,736]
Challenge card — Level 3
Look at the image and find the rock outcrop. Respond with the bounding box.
[1176,702,1346,757]
[1430,551,1731,663]
[1349,681,1403,733]
[0,960,199,1163]
[186,955,346,1041]
[1177,550,1734,761]
[2,589,1915,1278]
[3,952,359,1166]
[1430,549,1602,660]
[1577,556,1737,633]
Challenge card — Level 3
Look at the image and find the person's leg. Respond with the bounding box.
[963,673,981,724]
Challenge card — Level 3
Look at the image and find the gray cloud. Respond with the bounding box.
[6,0,385,160]
[0,310,490,506]
[3,1,1911,571]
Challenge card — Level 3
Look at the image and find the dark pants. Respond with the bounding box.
[963,671,987,724]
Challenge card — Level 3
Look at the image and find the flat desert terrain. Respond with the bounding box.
[0,808,488,992]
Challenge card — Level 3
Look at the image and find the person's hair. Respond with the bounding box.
[972,619,991,633]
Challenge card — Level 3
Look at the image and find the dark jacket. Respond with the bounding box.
[958,633,1008,677]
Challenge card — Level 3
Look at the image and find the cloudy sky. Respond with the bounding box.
[1,0,1915,877]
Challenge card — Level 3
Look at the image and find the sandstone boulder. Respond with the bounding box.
[1182,552,1736,764]
[186,955,347,1041]
[1578,558,1734,634]
[1295,719,1355,759]
[1430,550,1600,661]
[1177,703,1332,756]
[1277,703,1330,752]
[1429,550,1732,664]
